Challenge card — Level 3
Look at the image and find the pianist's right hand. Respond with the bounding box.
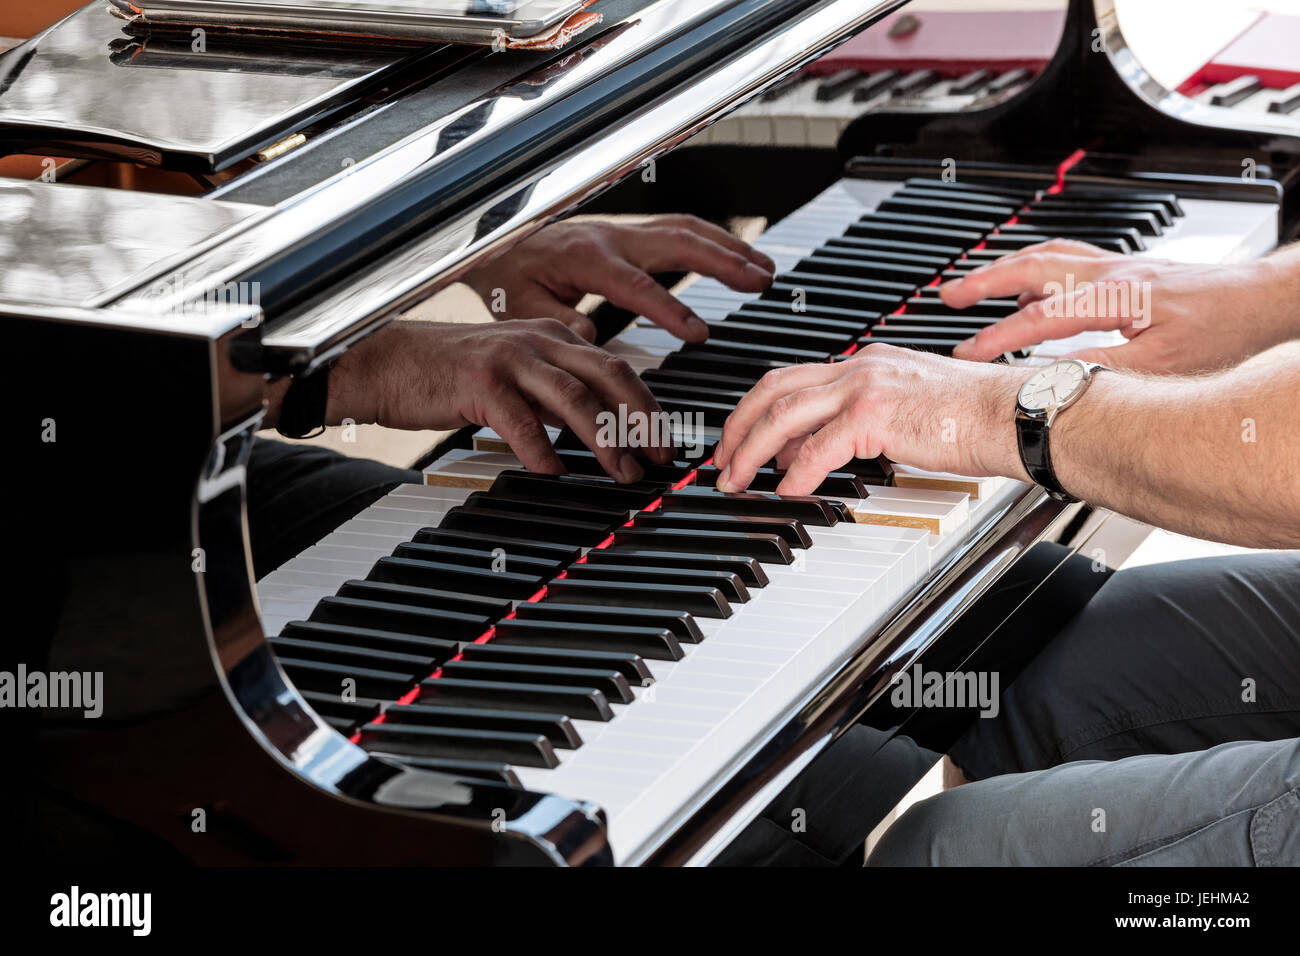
[942,238,1300,373]
[315,318,671,482]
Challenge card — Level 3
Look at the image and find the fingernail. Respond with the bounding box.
[686,315,709,341]
[716,464,732,492]
[618,454,644,484]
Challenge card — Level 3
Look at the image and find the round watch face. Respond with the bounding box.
[1018,360,1086,414]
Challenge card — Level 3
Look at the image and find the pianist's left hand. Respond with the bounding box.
[463,215,775,342]
[712,343,1031,496]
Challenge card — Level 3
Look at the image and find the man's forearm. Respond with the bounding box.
[1033,361,1300,547]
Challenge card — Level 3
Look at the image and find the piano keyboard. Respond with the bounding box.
[255,166,1278,862]
[694,66,1038,148]
[1195,74,1300,118]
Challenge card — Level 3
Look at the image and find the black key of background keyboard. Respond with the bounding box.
[725,309,867,336]
[1209,74,1261,107]
[737,300,882,327]
[459,643,654,686]
[890,68,938,96]
[269,636,436,676]
[410,527,580,564]
[878,195,1017,224]
[661,350,790,379]
[1017,209,1162,237]
[1269,82,1300,114]
[656,397,734,429]
[366,753,521,787]
[383,704,582,748]
[514,602,703,644]
[902,177,1035,203]
[417,677,615,721]
[851,68,901,101]
[997,223,1144,251]
[824,234,965,260]
[493,618,685,660]
[611,527,794,564]
[565,562,750,603]
[856,211,991,237]
[358,722,559,768]
[462,492,628,529]
[279,658,414,699]
[816,68,864,101]
[844,220,981,248]
[983,233,1132,255]
[554,447,693,484]
[690,334,835,364]
[440,660,635,705]
[858,335,962,355]
[546,577,733,618]
[946,68,994,94]
[813,242,952,269]
[763,282,902,314]
[369,555,546,601]
[835,456,895,484]
[649,381,748,406]
[583,548,768,587]
[1034,197,1174,227]
[281,619,463,659]
[637,510,811,549]
[337,579,511,621]
[662,486,841,525]
[869,323,986,340]
[779,270,917,298]
[893,187,1022,213]
[796,255,936,284]
[1054,187,1183,218]
[643,367,759,392]
[311,595,493,640]
[708,317,858,351]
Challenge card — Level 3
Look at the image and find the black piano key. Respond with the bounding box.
[996,222,1145,252]
[904,298,1017,317]
[877,317,988,336]
[836,456,895,484]
[337,579,512,622]
[795,254,935,285]
[280,619,463,660]
[761,71,813,102]
[724,309,867,337]
[946,68,994,94]
[661,485,842,526]
[812,241,952,269]
[417,677,615,721]
[582,547,768,588]
[1269,82,1300,114]
[649,396,736,429]
[736,299,883,327]
[358,722,559,769]
[889,68,939,97]
[367,753,521,787]
[868,323,986,341]
[312,594,500,640]
[985,67,1031,94]
[300,690,383,727]
[778,269,917,298]
[493,617,685,660]
[458,643,655,686]
[546,577,733,618]
[636,510,811,550]
[383,703,583,748]
[410,527,581,564]
[278,658,414,699]
[643,366,762,392]
[816,68,864,101]
[563,561,751,603]
[660,349,791,380]
[440,660,635,705]
[269,635,436,676]
[877,195,1017,224]
[851,68,901,101]
[390,541,562,577]
[1016,208,1162,237]
[762,281,903,315]
[687,334,835,365]
[488,470,665,511]
[554,447,694,484]
[982,233,1132,254]
[704,318,855,353]
[461,492,629,529]
[441,506,612,548]
[1033,197,1174,227]
[824,234,966,260]
[1209,74,1261,107]
[893,186,1023,213]
[1053,186,1184,219]
[609,526,795,564]
[858,209,994,235]
[647,381,747,407]
[514,601,704,644]
[369,555,547,600]
[844,220,983,248]
[901,177,1035,203]
[693,464,866,500]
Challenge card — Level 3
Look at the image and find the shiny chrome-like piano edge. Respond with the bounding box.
[108,0,910,370]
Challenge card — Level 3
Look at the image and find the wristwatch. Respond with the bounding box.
[1014,359,1107,502]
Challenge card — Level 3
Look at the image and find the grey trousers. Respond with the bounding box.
[869,553,1300,866]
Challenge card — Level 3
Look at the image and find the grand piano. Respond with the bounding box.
[5,0,1298,866]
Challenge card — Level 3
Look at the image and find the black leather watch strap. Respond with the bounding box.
[276,361,334,440]
[1015,413,1076,502]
